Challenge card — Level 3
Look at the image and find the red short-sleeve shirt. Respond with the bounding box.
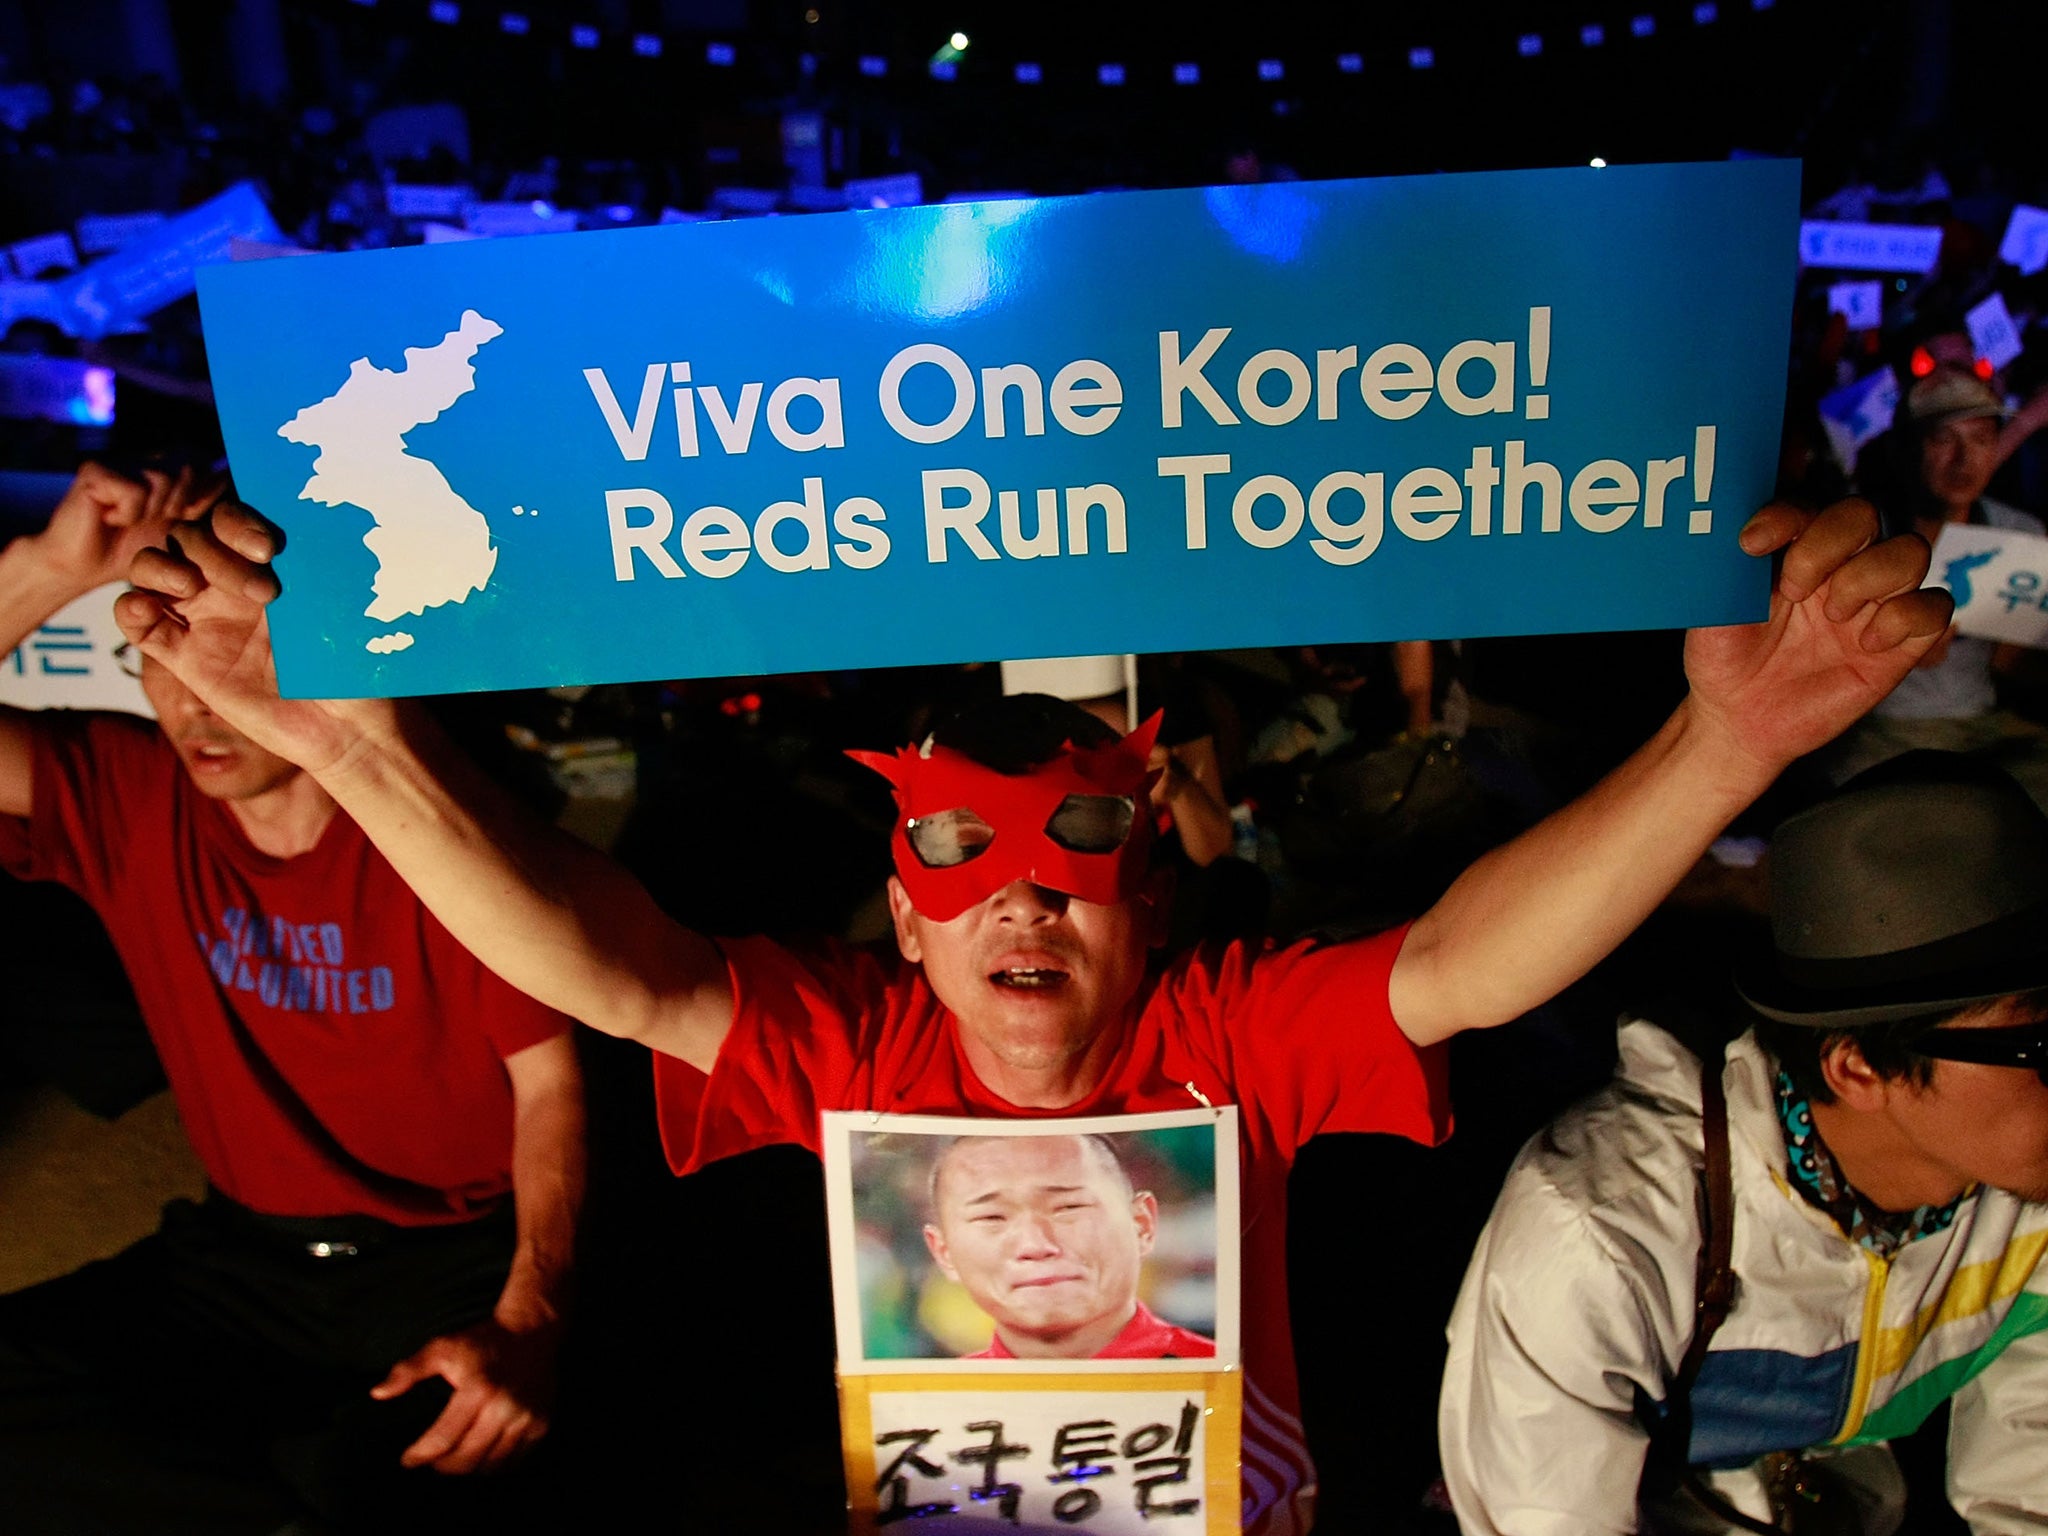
[651,923,1448,1533]
[0,711,570,1225]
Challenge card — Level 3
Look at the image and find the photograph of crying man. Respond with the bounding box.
[921,1132,1217,1362]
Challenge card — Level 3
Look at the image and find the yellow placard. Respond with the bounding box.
[842,1369,1241,1534]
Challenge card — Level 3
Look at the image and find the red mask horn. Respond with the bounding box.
[850,713,1163,921]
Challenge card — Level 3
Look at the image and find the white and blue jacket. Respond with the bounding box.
[1440,1021,2048,1534]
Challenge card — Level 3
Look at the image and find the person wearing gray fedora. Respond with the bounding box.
[1442,752,2048,1536]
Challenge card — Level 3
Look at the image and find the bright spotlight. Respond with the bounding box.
[950,31,968,50]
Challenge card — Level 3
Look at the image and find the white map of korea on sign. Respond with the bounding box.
[278,310,503,654]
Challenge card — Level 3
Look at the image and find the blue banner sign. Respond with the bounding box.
[59,182,281,339]
[1797,219,1943,274]
[199,161,1799,699]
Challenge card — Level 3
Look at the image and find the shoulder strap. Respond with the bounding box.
[1678,1059,1738,1394]
[1669,1057,1785,1535]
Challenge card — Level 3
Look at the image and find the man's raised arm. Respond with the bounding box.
[1388,499,1950,1045]
[114,506,733,1069]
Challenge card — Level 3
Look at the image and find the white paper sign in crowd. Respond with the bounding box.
[1798,220,1945,273]
[1929,523,2048,648]
[1817,367,1900,473]
[2001,204,2048,276]
[0,582,154,717]
[1826,280,1884,332]
[1966,292,2024,372]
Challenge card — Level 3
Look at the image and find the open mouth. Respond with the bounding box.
[990,967,1070,991]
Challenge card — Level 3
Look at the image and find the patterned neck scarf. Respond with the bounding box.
[1774,1070,1964,1258]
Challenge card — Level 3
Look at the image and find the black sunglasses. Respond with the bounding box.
[1911,1019,2048,1086]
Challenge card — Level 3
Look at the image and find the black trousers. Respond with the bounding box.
[0,1192,552,1535]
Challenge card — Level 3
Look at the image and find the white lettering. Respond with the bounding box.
[1502,440,1562,534]
[1643,456,1686,529]
[1569,460,1641,533]
[1238,348,1313,427]
[1316,347,1359,422]
[700,382,764,454]
[670,362,699,457]
[584,363,666,461]
[981,363,1045,439]
[832,496,890,569]
[1391,467,1462,541]
[1065,484,1128,556]
[1157,453,1231,550]
[755,477,831,572]
[1464,446,1501,536]
[1159,328,1239,428]
[1360,344,1433,420]
[922,468,999,561]
[766,377,845,452]
[605,489,686,580]
[1233,474,1305,550]
[1049,359,1123,436]
[1438,339,1515,416]
[881,344,976,444]
[999,488,1060,559]
[680,506,751,577]
[1308,471,1384,566]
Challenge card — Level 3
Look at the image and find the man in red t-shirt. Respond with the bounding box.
[922,1133,1216,1361]
[115,492,1949,1533]
[0,466,585,1535]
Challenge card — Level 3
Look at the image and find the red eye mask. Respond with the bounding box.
[849,714,1161,922]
